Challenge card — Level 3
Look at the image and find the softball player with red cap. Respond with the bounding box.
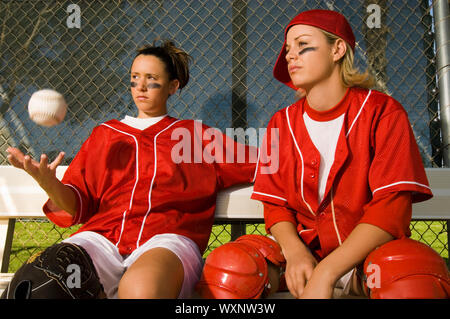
[249,9,450,299]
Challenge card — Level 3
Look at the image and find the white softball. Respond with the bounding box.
[28,89,67,127]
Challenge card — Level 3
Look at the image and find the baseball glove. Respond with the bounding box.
[1,242,103,299]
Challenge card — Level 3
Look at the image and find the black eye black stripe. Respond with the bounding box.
[130,82,162,89]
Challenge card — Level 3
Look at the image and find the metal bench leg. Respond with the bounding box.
[230,223,246,241]
[0,219,15,273]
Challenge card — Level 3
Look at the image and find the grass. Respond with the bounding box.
[410,221,448,258]
[7,220,80,272]
[5,219,448,272]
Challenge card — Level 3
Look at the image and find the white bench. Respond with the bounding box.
[1,165,449,297]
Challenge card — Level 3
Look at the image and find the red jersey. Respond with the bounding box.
[251,87,432,259]
[44,116,257,255]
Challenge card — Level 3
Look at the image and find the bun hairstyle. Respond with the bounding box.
[134,40,192,90]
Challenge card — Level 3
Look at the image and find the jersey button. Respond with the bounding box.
[311,159,317,166]
[310,173,315,178]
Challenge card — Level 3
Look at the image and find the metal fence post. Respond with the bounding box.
[433,0,450,167]
[230,0,248,240]
[421,0,442,167]
[432,0,450,258]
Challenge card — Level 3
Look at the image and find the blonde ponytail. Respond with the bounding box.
[322,31,375,89]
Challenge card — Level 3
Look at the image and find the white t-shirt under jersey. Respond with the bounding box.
[303,112,345,203]
[121,114,167,130]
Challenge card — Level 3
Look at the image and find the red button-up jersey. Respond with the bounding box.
[44,116,257,255]
[251,88,432,258]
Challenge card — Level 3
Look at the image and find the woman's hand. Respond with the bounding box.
[299,222,396,299]
[7,147,65,189]
[299,263,335,299]
[283,245,318,298]
[269,220,318,298]
[6,146,77,216]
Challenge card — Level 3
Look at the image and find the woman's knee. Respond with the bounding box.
[118,248,184,299]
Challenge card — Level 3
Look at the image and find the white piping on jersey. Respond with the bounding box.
[100,123,140,248]
[252,147,260,183]
[286,105,316,217]
[372,181,431,195]
[252,191,287,202]
[330,90,369,245]
[64,184,84,225]
[298,229,314,235]
[345,90,372,138]
[330,186,343,245]
[116,210,127,249]
[136,120,181,248]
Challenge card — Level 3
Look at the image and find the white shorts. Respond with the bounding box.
[63,231,204,299]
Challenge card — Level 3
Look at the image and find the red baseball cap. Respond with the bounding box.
[273,9,356,89]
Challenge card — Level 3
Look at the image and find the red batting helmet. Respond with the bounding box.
[196,235,285,299]
[235,234,285,267]
[363,238,450,299]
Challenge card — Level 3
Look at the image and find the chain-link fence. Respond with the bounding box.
[0,0,448,272]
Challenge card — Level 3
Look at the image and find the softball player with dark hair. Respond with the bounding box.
[4,40,257,299]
